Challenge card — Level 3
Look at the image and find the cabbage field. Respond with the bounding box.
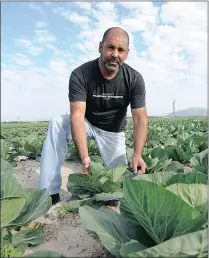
[1,117,208,257]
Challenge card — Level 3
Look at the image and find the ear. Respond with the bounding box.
[98,41,102,53]
[125,48,130,60]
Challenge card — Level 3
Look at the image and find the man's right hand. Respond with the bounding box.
[82,156,91,174]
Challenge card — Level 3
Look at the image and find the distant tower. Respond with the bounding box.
[173,100,176,118]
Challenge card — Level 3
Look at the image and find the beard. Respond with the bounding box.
[101,54,122,72]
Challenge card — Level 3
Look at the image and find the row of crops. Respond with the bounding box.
[1,117,208,257]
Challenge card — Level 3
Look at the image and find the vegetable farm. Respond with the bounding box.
[1,117,208,257]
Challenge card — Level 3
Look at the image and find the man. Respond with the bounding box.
[39,27,148,205]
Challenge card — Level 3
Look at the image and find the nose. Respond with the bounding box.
[112,49,119,58]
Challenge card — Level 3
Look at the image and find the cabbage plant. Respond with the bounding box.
[1,159,52,255]
[79,178,208,257]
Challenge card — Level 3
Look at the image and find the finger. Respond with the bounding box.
[132,163,138,173]
[138,169,145,175]
[139,165,146,174]
[83,167,89,174]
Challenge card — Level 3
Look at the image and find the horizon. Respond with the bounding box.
[1,107,207,123]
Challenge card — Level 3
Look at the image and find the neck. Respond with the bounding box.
[98,57,118,80]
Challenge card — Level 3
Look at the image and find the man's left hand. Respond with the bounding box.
[132,153,147,175]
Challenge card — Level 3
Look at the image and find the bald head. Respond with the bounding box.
[102,27,129,47]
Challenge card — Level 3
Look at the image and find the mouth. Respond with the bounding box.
[108,61,119,66]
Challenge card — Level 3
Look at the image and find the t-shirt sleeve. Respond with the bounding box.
[68,70,87,102]
[130,73,146,109]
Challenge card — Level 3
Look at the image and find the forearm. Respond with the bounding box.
[133,117,148,155]
[70,114,88,159]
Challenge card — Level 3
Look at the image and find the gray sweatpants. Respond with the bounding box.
[38,115,127,195]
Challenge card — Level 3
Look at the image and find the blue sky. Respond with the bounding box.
[1,2,207,121]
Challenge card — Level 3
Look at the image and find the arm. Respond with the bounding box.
[131,107,148,156]
[130,73,148,173]
[68,70,90,173]
[70,102,88,160]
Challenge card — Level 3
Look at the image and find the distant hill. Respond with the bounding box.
[167,107,207,117]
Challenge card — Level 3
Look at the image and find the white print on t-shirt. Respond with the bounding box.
[93,93,123,100]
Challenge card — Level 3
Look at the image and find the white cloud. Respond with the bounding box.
[1,63,70,121]
[44,2,51,7]
[12,55,33,66]
[73,2,92,11]
[60,10,89,24]
[160,2,207,30]
[52,7,63,15]
[48,59,70,79]
[36,21,47,28]
[34,30,57,44]
[118,2,159,31]
[15,38,43,55]
[15,29,58,56]
[121,18,147,32]
[29,3,45,17]
[74,43,86,52]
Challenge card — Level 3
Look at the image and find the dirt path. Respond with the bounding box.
[13,159,108,257]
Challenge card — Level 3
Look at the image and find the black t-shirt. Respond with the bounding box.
[68,58,146,132]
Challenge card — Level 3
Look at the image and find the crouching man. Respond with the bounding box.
[38,27,148,205]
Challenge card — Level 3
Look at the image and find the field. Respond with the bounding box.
[1,117,208,257]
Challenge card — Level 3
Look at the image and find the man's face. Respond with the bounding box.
[99,32,129,72]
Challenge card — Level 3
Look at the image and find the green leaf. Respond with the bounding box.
[120,240,146,257]
[191,149,208,174]
[126,148,134,163]
[1,228,12,247]
[166,184,208,209]
[188,135,208,150]
[196,202,208,228]
[94,192,123,202]
[165,161,184,172]
[90,161,104,177]
[150,147,167,160]
[1,198,26,228]
[112,165,128,183]
[133,171,177,186]
[146,157,159,171]
[123,179,205,244]
[153,159,173,173]
[164,145,187,162]
[79,205,154,258]
[1,243,23,257]
[166,172,208,186]
[123,228,208,257]
[8,189,51,227]
[15,242,28,254]
[1,159,25,199]
[1,158,14,175]
[98,176,108,185]
[67,173,102,196]
[12,227,44,248]
[90,155,103,164]
[1,159,51,230]
[119,199,138,223]
[68,164,126,199]
[59,197,91,213]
